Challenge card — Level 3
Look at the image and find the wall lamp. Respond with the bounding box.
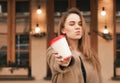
[36,5,42,14]
[35,24,40,33]
[93,26,112,41]
[30,4,46,38]
[101,7,106,16]
[32,32,46,38]
[33,24,46,38]
[30,24,46,38]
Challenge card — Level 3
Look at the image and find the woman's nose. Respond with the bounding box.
[75,24,80,29]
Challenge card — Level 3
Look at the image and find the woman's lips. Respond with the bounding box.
[75,31,81,35]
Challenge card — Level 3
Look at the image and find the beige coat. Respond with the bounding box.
[47,47,102,83]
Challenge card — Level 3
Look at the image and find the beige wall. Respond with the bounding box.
[31,37,47,80]
[98,0,114,80]
[31,0,47,79]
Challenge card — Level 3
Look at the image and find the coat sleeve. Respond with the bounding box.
[46,46,72,74]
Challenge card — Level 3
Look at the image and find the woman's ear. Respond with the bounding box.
[61,28,66,34]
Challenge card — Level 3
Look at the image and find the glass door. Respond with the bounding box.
[15,0,30,67]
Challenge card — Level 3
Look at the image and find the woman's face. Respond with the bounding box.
[62,13,82,40]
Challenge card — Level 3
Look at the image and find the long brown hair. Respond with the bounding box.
[57,7,101,72]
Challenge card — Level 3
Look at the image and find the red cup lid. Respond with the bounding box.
[49,35,66,45]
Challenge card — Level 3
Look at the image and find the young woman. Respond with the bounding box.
[47,7,102,83]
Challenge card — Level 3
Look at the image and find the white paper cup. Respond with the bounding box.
[50,35,72,60]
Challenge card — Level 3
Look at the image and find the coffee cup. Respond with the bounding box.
[50,35,72,60]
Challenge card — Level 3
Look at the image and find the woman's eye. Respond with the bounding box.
[68,22,82,26]
[69,22,75,26]
[79,23,82,26]
[69,23,74,26]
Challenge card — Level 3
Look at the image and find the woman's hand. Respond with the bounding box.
[52,51,71,67]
